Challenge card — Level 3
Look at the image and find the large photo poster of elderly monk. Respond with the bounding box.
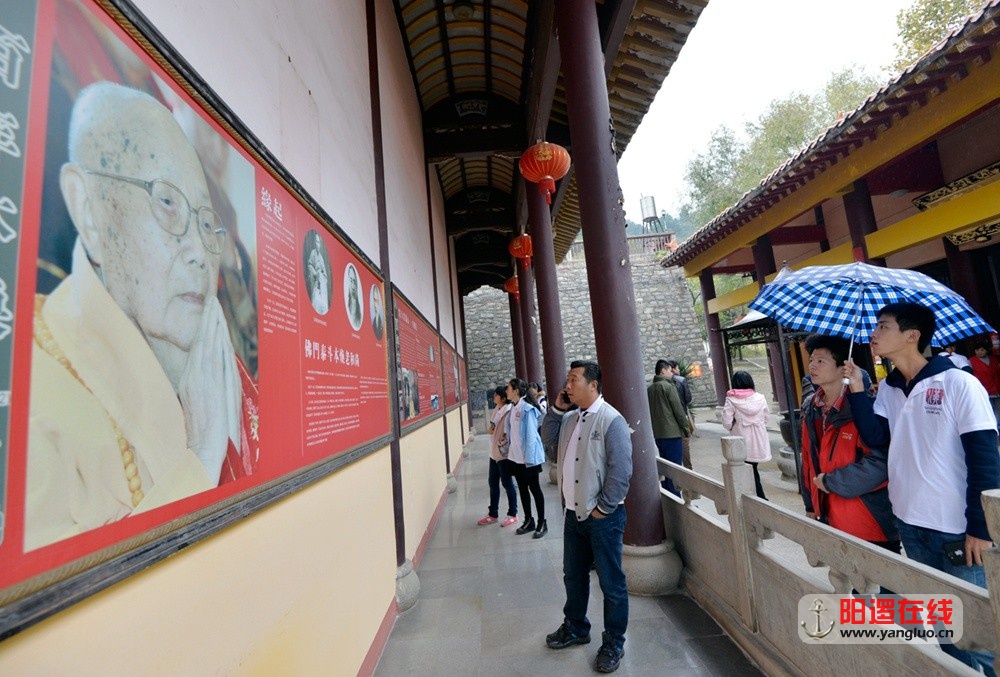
[23,0,260,553]
[0,0,389,597]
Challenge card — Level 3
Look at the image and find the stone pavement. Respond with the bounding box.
[375,430,765,676]
[685,407,804,516]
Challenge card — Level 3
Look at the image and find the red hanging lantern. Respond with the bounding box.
[509,234,533,267]
[519,141,571,205]
[503,275,520,302]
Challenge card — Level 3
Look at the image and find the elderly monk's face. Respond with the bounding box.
[90,108,220,352]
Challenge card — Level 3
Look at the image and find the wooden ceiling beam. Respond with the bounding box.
[424,124,524,163]
[522,0,558,142]
[630,19,680,44]
[708,263,756,275]
[639,2,694,25]
[621,32,679,55]
[602,0,640,76]
[617,51,676,72]
[768,224,828,246]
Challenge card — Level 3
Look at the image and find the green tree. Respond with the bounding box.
[680,67,882,228]
[891,0,983,72]
[686,274,755,342]
[821,67,883,119]
[740,93,825,188]
[681,125,746,227]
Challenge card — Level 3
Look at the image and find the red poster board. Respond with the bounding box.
[0,0,389,598]
[441,342,459,409]
[395,293,443,425]
[458,355,469,404]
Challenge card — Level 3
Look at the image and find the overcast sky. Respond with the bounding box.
[617,0,915,221]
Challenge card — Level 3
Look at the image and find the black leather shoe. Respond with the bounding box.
[594,639,625,673]
[533,519,548,539]
[515,517,535,535]
[546,623,590,649]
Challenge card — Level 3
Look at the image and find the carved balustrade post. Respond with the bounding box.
[980,488,1000,673]
[721,435,758,631]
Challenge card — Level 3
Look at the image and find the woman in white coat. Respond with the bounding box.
[721,371,771,499]
[478,386,518,527]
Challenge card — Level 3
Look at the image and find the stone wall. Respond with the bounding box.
[464,250,716,411]
[464,286,517,410]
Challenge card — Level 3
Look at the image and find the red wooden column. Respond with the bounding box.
[516,254,543,383]
[844,178,886,266]
[509,291,526,378]
[945,238,985,316]
[459,294,474,427]
[526,179,567,396]
[752,235,789,412]
[700,270,729,406]
[554,1,663,553]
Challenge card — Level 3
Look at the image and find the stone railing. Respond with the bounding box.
[565,233,676,261]
[658,437,998,676]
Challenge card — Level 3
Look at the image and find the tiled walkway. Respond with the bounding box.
[374,429,764,676]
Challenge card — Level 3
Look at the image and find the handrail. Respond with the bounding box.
[742,497,995,654]
[661,433,1000,670]
[656,457,727,514]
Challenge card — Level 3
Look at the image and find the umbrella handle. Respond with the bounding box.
[842,338,855,386]
[842,281,865,385]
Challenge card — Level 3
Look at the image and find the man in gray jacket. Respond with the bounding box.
[541,360,633,673]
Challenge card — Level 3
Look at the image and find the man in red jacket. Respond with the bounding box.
[800,334,899,552]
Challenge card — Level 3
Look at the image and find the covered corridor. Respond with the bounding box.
[4,1,1000,673]
[375,431,762,676]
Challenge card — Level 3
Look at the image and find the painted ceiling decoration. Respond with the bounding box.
[391,0,708,293]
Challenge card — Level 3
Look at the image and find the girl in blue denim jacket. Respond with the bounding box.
[502,378,547,538]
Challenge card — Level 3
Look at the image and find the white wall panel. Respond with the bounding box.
[131,0,379,259]
[377,0,435,318]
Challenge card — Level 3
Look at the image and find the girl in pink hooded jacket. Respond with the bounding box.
[721,371,771,499]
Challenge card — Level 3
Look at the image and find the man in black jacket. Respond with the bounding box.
[667,360,695,465]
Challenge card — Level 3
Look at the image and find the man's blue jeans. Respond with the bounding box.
[896,519,995,676]
[561,505,628,648]
[487,458,517,518]
[655,438,683,495]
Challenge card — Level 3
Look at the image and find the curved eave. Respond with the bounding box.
[662,1,1000,276]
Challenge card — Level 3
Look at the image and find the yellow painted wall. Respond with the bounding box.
[0,448,397,675]
[448,409,465,473]
[401,421,448,561]
[0,0,461,671]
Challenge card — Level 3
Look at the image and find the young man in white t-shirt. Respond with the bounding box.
[938,343,973,373]
[845,302,998,675]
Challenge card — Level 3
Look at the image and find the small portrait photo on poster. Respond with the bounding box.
[303,229,332,316]
[344,263,363,331]
[400,368,420,421]
[370,284,385,341]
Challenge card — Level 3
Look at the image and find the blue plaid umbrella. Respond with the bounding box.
[749,261,993,347]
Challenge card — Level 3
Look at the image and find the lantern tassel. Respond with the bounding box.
[539,177,556,205]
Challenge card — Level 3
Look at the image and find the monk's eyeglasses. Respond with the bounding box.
[85,170,226,255]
